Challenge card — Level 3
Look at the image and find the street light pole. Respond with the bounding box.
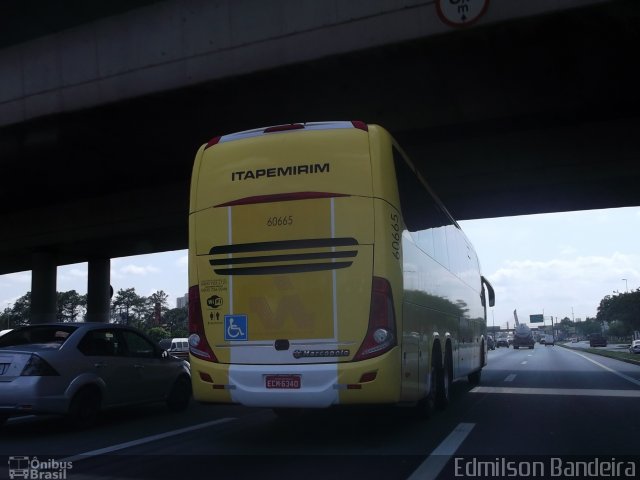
[622,278,628,293]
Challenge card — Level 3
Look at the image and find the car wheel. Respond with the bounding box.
[167,376,192,412]
[68,388,101,429]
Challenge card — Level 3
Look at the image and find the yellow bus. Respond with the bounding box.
[188,121,495,415]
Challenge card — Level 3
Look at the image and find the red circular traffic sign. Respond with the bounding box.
[436,0,490,27]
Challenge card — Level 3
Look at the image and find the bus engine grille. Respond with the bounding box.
[209,237,359,275]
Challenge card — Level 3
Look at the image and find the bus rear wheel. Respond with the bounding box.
[436,349,452,409]
[415,363,438,419]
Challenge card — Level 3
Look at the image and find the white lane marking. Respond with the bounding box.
[504,374,516,382]
[61,418,236,462]
[521,361,527,365]
[527,354,533,357]
[471,386,640,397]
[563,348,640,387]
[407,423,475,480]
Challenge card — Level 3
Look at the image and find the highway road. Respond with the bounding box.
[2,345,640,479]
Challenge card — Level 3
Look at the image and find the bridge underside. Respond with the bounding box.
[1,0,639,275]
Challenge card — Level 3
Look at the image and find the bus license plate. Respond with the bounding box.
[265,375,301,389]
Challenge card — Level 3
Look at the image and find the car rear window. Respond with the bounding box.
[0,325,78,349]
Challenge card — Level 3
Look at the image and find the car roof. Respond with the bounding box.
[11,322,139,331]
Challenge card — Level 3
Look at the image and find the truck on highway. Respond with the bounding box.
[512,310,534,349]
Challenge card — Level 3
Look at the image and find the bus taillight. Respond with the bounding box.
[188,285,219,362]
[353,276,397,362]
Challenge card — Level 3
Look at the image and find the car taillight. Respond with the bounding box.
[20,354,59,376]
[353,277,397,361]
[188,285,219,362]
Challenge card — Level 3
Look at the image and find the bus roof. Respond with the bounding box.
[204,121,368,149]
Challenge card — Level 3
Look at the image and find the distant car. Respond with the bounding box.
[496,337,509,348]
[544,334,555,346]
[629,340,640,354]
[0,323,191,428]
[589,334,607,347]
[507,335,514,346]
[159,337,190,360]
[487,336,495,350]
[571,337,578,343]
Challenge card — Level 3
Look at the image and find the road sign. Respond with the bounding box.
[436,0,490,27]
[530,314,544,323]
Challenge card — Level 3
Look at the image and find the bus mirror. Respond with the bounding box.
[481,276,495,307]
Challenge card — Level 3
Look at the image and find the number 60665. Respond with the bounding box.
[267,216,293,227]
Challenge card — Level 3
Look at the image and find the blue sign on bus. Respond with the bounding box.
[224,314,248,341]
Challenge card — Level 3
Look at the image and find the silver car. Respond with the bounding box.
[0,323,191,428]
[629,340,640,354]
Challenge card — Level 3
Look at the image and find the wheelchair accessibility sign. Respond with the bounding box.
[224,314,248,341]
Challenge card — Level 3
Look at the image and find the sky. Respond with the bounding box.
[1,206,639,329]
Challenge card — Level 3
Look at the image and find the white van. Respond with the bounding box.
[160,337,189,360]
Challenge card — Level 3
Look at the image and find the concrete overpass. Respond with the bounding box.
[1,0,639,322]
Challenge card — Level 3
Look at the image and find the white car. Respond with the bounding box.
[0,323,191,428]
[629,340,640,354]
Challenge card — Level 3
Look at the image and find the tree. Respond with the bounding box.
[111,288,145,326]
[56,290,86,322]
[556,317,574,335]
[597,289,640,332]
[163,307,188,337]
[575,317,602,338]
[8,292,31,326]
[607,320,631,338]
[146,326,171,344]
[147,290,170,327]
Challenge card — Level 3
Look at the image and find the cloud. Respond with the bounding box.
[119,264,161,276]
[487,252,640,324]
[175,254,188,270]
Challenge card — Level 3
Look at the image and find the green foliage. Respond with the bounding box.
[163,307,188,337]
[0,287,184,341]
[146,326,171,343]
[597,289,640,331]
[0,292,31,328]
[57,290,86,322]
[575,317,602,337]
[607,320,632,338]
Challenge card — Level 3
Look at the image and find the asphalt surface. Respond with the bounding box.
[1,345,639,479]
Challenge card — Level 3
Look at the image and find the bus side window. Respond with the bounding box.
[392,146,454,270]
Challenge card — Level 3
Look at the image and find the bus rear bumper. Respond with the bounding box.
[191,351,400,408]
[229,364,338,408]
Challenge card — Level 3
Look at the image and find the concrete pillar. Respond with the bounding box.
[31,252,57,324]
[86,257,111,323]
